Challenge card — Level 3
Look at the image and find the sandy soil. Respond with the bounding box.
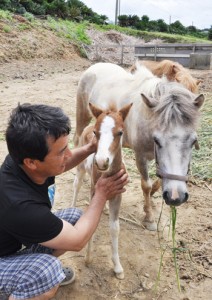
[0,57,211,300]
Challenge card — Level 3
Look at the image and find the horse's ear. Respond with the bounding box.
[89,102,103,118]
[119,103,133,121]
[193,94,204,109]
[141,94,157,108]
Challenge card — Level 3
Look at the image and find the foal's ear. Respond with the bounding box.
[141,94,157,108]
[119,103,133,121]
[89,102,103,118]
[193,94,204,109]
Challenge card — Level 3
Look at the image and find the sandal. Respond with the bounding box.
[60,267,76,286]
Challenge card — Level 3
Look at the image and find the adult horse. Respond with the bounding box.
[74,62,204,230]
[130,59,202,93]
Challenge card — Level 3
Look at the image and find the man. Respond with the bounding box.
[0,103,128,300]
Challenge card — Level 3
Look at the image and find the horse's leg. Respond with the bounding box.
[73,73,96,146]
[73,96,92,146]
[72,164,86,207]
[150,178,161,196]
[109,196,124,279]
[135,155,157,231]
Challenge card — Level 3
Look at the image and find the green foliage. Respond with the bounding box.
[46,17,91,44]
[208,26,212,40]
[3,24,11,32]
[0,8,12,20]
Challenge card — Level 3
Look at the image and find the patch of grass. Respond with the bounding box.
[191,94,212,182]
[17,23,31,31]
[2,24,11,33]
[95,23,211,44]
[0,9,12,20]
[46,17,91,45]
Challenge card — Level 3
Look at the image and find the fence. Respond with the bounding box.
[83,43,212,69]
[134,43,212,68]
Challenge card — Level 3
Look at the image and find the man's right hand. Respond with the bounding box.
[94,169,128,200]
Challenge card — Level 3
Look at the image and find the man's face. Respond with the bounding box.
[36,134,72,177]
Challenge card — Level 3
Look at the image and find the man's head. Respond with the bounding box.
[6,103,71,165]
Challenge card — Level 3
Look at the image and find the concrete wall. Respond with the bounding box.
[189,53,212,70]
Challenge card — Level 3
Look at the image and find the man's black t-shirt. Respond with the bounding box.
[0,155,63,257]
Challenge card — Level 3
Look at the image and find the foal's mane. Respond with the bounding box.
[152,82,200,130]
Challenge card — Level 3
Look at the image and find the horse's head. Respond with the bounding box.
[141,89,204,206]
[89,102,133,171]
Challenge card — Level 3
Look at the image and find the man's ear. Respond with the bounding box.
[23,158,37,170]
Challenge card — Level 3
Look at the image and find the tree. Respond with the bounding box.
[118,15,129,27]
[208,26,212,40]
[170,20,186,34]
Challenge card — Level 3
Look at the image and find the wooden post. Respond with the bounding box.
[121,45,124,64]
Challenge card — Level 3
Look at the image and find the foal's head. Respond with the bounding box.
[89,102,132,171]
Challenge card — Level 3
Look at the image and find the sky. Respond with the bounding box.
[82,0,212,30]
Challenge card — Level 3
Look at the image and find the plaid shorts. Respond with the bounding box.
[0,207,82,299]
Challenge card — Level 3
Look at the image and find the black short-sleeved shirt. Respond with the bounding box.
[0,155,63,257]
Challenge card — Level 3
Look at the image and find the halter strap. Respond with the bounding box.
[156,170,189,182]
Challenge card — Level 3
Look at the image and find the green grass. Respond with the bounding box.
[191,94,212,182]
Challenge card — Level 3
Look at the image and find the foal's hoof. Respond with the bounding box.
[115,271,125,280]
[143,221,157,231]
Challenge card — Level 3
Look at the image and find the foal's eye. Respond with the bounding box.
[93,130,96,136]
[117,131,123,136]
[154,137,161,148]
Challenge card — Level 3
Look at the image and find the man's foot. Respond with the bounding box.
[60,267,76,286]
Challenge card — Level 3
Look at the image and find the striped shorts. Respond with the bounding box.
[0,207,82,299]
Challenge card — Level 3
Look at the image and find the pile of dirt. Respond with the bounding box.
[0,16,79,63]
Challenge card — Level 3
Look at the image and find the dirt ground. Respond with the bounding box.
[0,57,211,300]
[0,17,211,299]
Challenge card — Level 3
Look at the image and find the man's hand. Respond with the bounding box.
[94,169,128,200]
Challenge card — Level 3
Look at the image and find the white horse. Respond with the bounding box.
[73,102,133,279]
[74,62,204,231]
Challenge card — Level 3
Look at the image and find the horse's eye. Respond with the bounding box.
[93,130,96,136]
[117,131,123,136]
[154,137,161,148]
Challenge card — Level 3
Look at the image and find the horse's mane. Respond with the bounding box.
[130,60,200,93]
[132,63,168,97]
[152,82,200,130]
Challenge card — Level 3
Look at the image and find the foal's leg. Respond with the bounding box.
[109,196,124,279]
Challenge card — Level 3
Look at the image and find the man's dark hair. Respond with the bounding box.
[6,103,71,165]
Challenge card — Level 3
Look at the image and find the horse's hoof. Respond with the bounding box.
[143,221,157,231]
[115,272,124,280]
